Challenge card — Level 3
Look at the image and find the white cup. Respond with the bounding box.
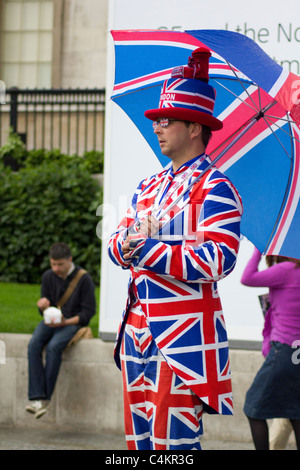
[43,307,62,324]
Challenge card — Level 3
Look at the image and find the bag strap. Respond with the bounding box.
[56,268,87,308]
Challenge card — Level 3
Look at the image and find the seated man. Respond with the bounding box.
[26,242,96,418]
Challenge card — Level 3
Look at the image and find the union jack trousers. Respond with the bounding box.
[121,289,204,450]
[108,154,243,446]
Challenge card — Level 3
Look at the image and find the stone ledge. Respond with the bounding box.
[0,333,124,434]
[0,332,271,443]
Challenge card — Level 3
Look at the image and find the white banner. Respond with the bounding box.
[99,0,300,343]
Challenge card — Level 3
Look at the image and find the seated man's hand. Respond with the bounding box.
[37,297,50,311]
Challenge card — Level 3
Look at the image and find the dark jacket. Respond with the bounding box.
[40,265,96,326]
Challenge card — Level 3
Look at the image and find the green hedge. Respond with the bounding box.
[0,136,103,285]
[0,128,104,173]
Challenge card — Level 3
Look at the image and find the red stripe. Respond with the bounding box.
[157,317,197,349]
[274,70,300,112]
[113,68,172,92]
[137,270,189,296]
[200,209,241,227]
[208,89,286,168]
[161,91,214,113]
[268,126,300,252]
[112,238,126,266]
[111,30,201,47]
[145,294,221,317]
[169,365,196,382]
[145,244,167,267]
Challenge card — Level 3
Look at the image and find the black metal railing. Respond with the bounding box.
[0,88,106,155]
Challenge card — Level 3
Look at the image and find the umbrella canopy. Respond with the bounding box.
[110,29,300,259]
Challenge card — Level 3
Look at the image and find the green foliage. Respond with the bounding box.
[25,149,104,174]
[0,157,103,285]
[81,150,104,174]
[0,282,100,337]
[0,129,104,173]
[0,127,27,169]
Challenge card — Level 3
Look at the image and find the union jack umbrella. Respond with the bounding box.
[110,29,300,259]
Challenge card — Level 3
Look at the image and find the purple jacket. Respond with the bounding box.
[241,248,300,348]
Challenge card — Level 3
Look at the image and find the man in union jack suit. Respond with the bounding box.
[108,47,243,450]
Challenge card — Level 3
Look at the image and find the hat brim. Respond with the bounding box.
[144,108,223,131]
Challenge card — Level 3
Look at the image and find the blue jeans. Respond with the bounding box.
[28,320,80,400]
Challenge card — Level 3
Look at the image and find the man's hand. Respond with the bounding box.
[37,297,50,311]
[122,215,161,260]
[122,234,147,260]
[47,315,80,328]
[137,215,161,237]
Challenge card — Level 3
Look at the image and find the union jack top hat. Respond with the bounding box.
[145,47,223,131]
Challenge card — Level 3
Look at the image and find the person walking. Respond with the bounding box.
[241,247,300,450]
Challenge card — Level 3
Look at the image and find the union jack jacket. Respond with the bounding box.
[108,154,243,415]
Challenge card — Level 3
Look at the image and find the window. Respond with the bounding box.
[0,0,54,88]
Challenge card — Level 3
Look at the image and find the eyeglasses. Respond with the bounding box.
[152,118,177,130]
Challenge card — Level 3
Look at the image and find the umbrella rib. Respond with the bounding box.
[208,117,257,158]
[221,59,261,112]
[263,112,300,145]
[266,114,294,122]
[158,116,260,222]
[213,78,259,113]
[263,115,300,146]
[257,87,263,113]
[262,116,293,160]
[209,102,276,159]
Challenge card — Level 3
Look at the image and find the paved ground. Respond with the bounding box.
[0,426,296,451]
[0,426,254,450]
